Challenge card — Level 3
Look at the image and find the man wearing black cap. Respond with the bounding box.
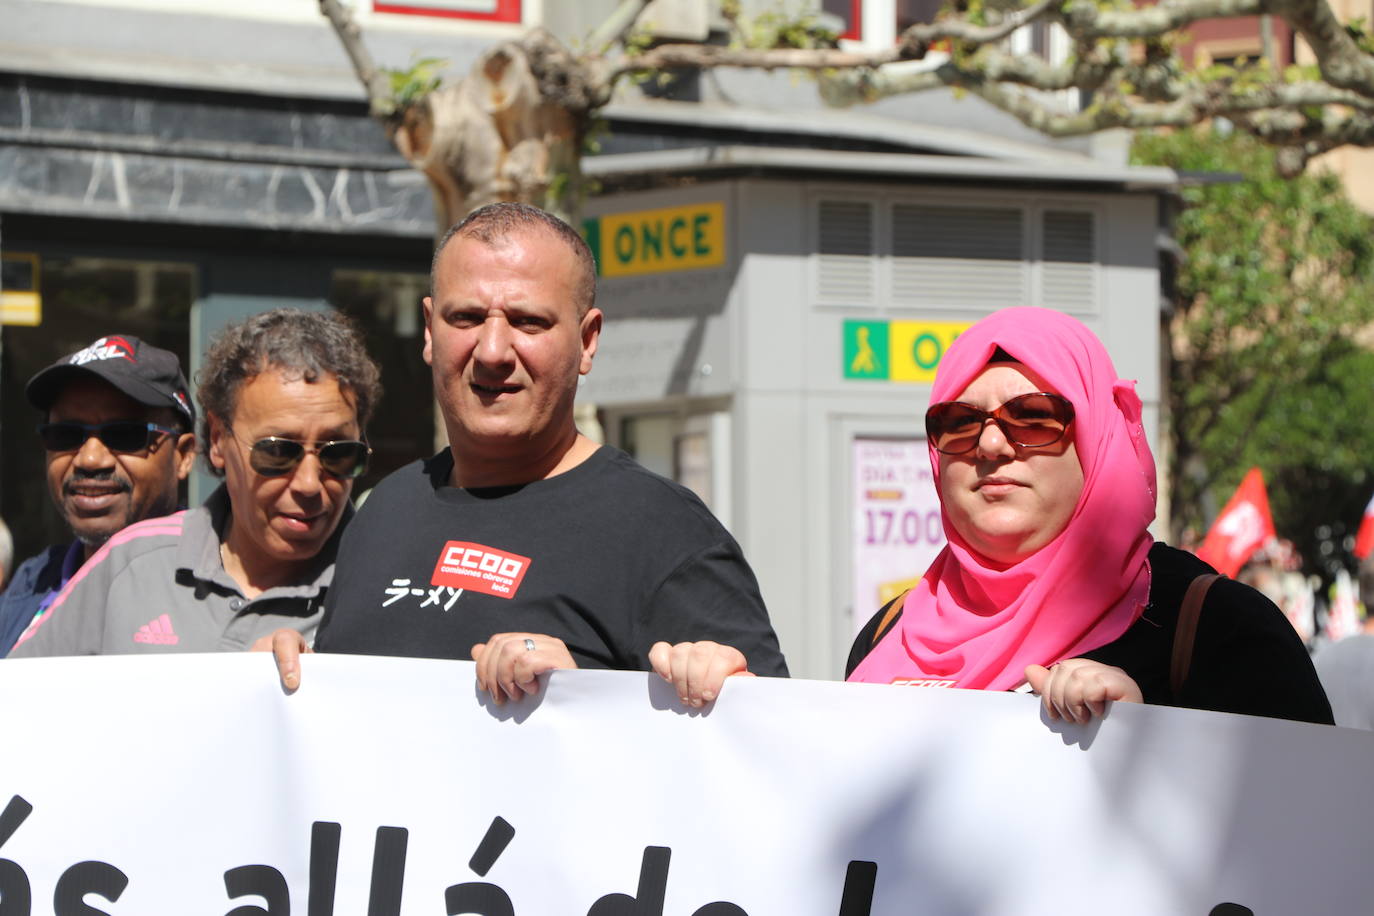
[0,335,197,655]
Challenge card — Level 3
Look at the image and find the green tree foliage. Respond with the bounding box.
[385,57,447,112]
[1133,129,1374,575]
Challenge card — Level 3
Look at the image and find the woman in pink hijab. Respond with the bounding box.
[846,307,1331,725]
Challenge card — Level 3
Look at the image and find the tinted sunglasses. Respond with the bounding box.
[244,436,371,480]
[925,392,1076,455]
[38,420,178,454]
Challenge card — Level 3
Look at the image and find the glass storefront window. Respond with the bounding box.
[622,414,677,481]
[328,269,434,487]
[620,413,716,512]
[823,0,862,39]
[896,0,944,32]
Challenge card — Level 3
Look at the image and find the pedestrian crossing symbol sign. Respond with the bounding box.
[845,321,888,379]
[843,319,970,383]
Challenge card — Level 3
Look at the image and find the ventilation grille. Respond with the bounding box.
[891,204,1026,307]
[1040,210,1097,311]
[816,200,874,302]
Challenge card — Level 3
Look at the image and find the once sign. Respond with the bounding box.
[585,202,726,277]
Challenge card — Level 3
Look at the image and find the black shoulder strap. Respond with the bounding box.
[1171,573,1220,697]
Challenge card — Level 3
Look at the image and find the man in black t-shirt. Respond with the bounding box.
[266,203,786,705]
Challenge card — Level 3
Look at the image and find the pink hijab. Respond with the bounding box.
[848,307,1157,690]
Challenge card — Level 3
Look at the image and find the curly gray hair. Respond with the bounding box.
[196,308,382,476]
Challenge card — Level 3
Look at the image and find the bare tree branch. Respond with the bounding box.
[587,0,656,58]
[896,0,1058,53]
[1281,0,1374,92]
[1065,0,1265,40]
[611,43,895,78]
[1057,0,1374,92]
[318,0,393,118]
[318,0,1374,220]
[606,0,1057,80]
[589,0,1374,181]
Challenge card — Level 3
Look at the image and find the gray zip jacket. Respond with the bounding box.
[9,486,343,657]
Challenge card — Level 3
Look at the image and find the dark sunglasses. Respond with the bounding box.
[244,436,371,480]
[38,420,178,454]
[925,392,1076,455]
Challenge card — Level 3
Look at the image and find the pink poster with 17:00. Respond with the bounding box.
[851,438,945,637]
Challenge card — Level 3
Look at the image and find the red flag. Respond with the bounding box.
[1355,492,1374,560]
[1197,467,1276,577]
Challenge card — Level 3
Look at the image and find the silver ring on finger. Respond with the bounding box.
[523,638,536,652]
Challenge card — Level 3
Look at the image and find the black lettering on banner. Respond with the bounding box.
[446,882,513,916]
[446,817,515,916]
[0,795,33,914]
[0,797,31,851]
[0,798,878,915]
[308,821,342,916]
[586,846,671,916]
[837,861,877,916]
[0,858,29,916]
[582,844,880,916]
[368,827,408,916]
[467,817,515,878]
[52,861,128,916]
[223,864,290,915]
[0,797,127,916]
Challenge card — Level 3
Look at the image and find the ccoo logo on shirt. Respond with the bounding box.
[431,541,531,599]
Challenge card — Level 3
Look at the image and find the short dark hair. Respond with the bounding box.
[196,309,382,476]
[149,404,192,436]
[430,202,597,316]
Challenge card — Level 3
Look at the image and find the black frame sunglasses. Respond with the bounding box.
[37,420,178,454]
[243,436,372,480]
[925,392,1076,455]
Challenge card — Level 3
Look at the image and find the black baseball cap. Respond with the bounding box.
[26,335,195,426]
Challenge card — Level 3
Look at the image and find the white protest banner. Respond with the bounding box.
[1,654,1369,914]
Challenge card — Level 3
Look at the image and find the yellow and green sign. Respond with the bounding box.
[1,252,41,326]
[844,319,970,383]
[583,202,725,277]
